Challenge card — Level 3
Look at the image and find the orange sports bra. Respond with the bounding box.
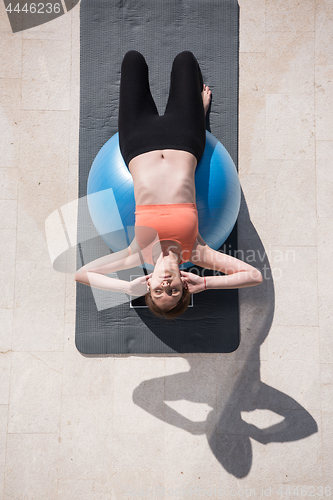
[133,203,198,265]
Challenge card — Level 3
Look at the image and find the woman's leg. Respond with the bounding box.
[164,51,204,118]
[164,51,206,162]
[118,50,158,165]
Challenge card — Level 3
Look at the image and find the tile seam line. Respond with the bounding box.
[313,2,324,482]
[4,26,24,496]
[58,10,76,499]
[6,431,61,434]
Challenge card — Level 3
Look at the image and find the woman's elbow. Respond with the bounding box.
[74,270,88,284]
[251,268,263,285]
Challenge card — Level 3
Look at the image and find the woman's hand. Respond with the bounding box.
[127,273,153,297]
[180,271,206,294]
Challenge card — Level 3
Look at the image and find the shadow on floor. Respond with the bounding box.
[132,191,318,478]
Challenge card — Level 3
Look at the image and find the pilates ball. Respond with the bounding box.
[87,131,240,269]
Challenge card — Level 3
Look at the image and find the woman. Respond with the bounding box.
[75,50,263,318]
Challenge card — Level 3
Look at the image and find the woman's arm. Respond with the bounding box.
[74,239,144,293]
[75,271,130,293]
[205,269,262,290]
[187,233,263,290]
[75,271,151,296]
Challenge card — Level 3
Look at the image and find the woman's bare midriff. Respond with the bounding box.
[129,149,197,205]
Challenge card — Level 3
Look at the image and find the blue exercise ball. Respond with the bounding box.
[87,131,240,269]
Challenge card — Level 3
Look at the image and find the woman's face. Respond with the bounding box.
[148,251,186,310]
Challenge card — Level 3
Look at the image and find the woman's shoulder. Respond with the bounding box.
[129,237,141,254]
[190,234,230,270]
[189,233,207,263]
[191,233,206,251]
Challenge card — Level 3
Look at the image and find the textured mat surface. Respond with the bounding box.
[76,0,240,354]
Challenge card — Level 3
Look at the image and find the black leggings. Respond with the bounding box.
[118,50,206,167]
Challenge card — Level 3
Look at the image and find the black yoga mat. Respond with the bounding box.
[76,0,240,354]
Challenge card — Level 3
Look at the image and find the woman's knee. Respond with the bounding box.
[121,50,147,70]
[171,51,201,80]
[176,50,196,59]
[173,50,197,66]
[171,51,203,90]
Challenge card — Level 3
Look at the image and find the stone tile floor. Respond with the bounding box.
[0,0,332,498]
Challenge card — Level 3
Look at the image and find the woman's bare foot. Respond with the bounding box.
[202,84,212,115]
